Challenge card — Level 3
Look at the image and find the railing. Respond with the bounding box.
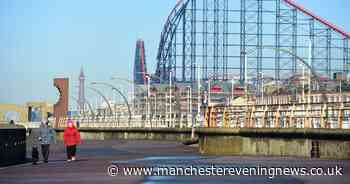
[55,93,350,129]
[55,108,350,130]
[57,115,194,129]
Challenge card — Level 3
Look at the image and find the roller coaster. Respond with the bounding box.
[155,0,350,95]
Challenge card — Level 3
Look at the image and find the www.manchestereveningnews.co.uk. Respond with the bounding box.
[107,165,343,179]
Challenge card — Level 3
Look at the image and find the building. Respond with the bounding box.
[133,39,148,86]
[0,102,53,123]
[78,66,86,114]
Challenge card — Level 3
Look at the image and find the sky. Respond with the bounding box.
[0,0,349,105]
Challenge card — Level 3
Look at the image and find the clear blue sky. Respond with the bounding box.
[0,0,349,105]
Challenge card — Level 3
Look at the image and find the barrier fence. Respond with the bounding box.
[55,103,350,129]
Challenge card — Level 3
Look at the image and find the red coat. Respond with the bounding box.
[63,127,81,146]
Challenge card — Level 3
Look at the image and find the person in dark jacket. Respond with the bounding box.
[38,120,56,163]
[31,146,39,165]
[63,120,81,162]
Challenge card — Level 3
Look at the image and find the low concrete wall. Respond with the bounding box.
[197,128,350,159]
[0,126,26,167]
[55,128,193,142]
[55,127,350,159]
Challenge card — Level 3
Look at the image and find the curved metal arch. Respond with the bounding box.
[84,99,95,118]
[260,46,321,83]
[70,96,95,118]
[156,0,190,82]
[87,87,113,117]
[157,0,188,62]
[156,0,348,87]
[111,76,146,93]
[70,96,85,117]
[91,82,132,126]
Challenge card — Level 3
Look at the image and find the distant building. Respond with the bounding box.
[78,66,86,113]
[0,102,53,123]
[133,39,148,85]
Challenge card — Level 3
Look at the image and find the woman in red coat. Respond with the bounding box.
[63,120,81,162]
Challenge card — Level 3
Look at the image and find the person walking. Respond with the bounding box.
[63,120,81,162]
[9,120,15,125]
[38,120,56,163]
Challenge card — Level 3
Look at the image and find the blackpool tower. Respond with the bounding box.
[78,66,85,113]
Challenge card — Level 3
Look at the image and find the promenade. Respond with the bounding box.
[0,140,196,184]
[0,140,350,184]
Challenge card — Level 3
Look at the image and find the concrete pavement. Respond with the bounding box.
[0,140,349,184]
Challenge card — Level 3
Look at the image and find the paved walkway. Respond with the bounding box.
[0,140,197,184]
[0,140,349,184]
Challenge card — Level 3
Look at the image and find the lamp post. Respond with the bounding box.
[231,78,234,103]
[70,96,86,120]
[111,76,145,97]
[193,65,201,138]
[145,75,151,127]
[70,95,95,122]
[196,65,201,128]
[91,82,132,127]
[187,86,192,127]
[111,76,147,124]
[244,52,249,128]
[208,79,211,106]
[301,62,306,102]
[134,72,163,128]
[259,72,264,102]
[73,86,96,118]
[244,52,248,99]
[308,39,312,105]
[87,86,113,122]
[169,71,173,128]
[154,91,157,127]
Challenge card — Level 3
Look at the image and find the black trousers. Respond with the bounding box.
[41,144,50,162]
[66,145,77,159]
[32,147,39,164]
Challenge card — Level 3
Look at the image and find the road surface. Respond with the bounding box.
[0,140,349,184]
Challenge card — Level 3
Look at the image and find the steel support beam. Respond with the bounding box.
[240,0,246,85]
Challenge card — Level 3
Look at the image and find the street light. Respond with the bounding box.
[72,85,96,118]
[111,76,148,123]
[259,72,264,102]
[187,86,192,119]
[70,96,86,119]
[110,76,146,96]
[194,65,201,138]
[135,72,163,128]
[169,71,173,128]
[154,89,157,126]
[87,86,113,121]
[70,95,95,119]
[207,79,211,106]
[145,75,151,126]
[91,82,132,127]
[231,78,234,103]
[308,38,312,105]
